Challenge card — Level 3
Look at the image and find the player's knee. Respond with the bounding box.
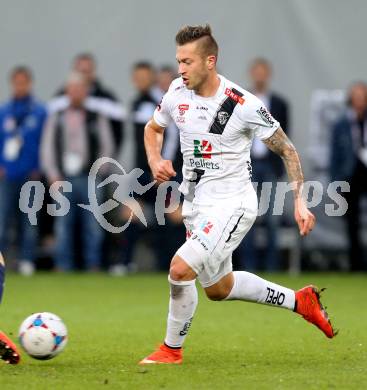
[169,255,196,282]
[169,264,190,281]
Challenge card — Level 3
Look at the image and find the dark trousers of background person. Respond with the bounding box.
[118,171,158,271]
[119,220,144,271]
[153,219,185,271]
[118,174,186,271]
[236,160,280,272]
[0,178,38,263]
[344,160,367,271]
[54,175,104,271]
[118,216,185,271]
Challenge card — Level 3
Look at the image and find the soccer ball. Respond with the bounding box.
[18,312,68,360]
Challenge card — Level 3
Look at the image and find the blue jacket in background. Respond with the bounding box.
[0,95,47,180]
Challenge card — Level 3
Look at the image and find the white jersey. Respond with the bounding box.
[153,75,280,205]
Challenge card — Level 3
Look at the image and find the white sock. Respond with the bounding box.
[225,271,295,310]
[164,276,198,348]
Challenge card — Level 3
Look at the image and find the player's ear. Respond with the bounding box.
[207,55,216,70]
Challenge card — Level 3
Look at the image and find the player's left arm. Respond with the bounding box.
[262,126,315,236]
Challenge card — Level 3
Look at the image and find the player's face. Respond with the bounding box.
[176,42,210,91]
[11,73,32,99]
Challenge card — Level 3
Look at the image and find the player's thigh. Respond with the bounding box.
[0,252,4,266]
[199,199,257,290]
[202,206,256,299]
[177,198,256,283]
[210,199,257,272]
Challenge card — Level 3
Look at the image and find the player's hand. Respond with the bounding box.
[294,197,316,236]
[150,158,176,184]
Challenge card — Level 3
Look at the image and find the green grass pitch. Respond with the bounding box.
[0,272,366,389]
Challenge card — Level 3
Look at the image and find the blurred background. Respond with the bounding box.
[0,0,366,275]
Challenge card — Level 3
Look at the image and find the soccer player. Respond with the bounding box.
[140,25,335,365]
[0,252,20,364]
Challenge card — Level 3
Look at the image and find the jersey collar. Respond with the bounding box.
[192,74,226,101]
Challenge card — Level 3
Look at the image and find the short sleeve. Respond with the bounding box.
[153,92,172,128]
[242,95,280,140]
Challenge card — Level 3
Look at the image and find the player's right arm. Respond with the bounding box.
[242,94,315,236]
[144,118,176,184]
[262,127,315,237]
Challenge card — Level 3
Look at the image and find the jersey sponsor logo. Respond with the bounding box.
[225,88,245,105]
[196,105,208,110]
[186,229,192,239]
[194,139,212,159]
[246,160,252,179]
[191,233,209,251]
[189,158,220,170]
[209,88,244,135]
[256,106,275,127]
[188,168,205,186]
[200,221,213,234]
[191,140,220,170]
[217,111,230,125]
[178,104,189,116]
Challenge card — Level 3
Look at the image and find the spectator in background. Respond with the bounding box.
[237,58,290,272]
[110,62,159,276]
[50,53,126,154]
[0,66,47,276]
[154,66,184,270]
[47,53,126,268]
[330,81,367,271]
[131,61,160,174]
[41,72,114,271]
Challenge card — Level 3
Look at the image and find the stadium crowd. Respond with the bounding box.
[0,54,366,275]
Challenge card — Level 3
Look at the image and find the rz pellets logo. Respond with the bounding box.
[193,139,212,159]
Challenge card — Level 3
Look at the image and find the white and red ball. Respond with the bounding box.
[18,312,68,360]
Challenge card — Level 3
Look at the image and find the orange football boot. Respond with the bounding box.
[0,330,20,364]
[295,285,336,338]
[139,344,183,365]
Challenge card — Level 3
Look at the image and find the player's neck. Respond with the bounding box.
[194,73,221,98]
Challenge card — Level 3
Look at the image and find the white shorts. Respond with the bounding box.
[176,187,258,288]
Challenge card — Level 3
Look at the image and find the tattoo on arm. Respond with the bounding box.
[262,127,304,198]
